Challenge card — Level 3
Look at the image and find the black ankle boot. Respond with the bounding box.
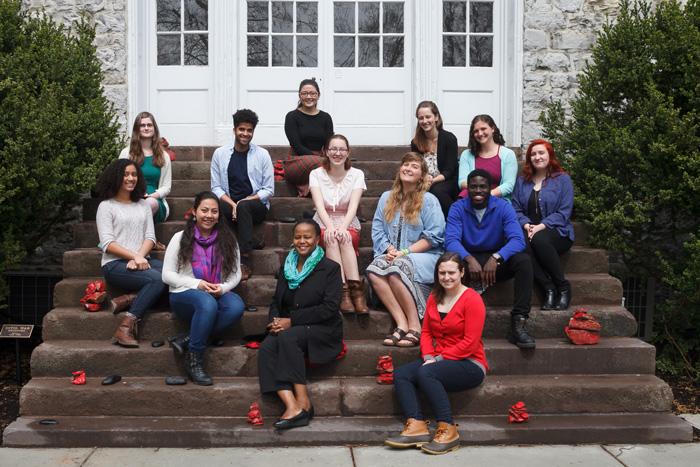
[510,315,536,349]
[541,289,557,310]
[555,289,572,310]
[185,351,213,386]
[168,334,190,356]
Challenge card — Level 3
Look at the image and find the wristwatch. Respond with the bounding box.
[491,252,504,266]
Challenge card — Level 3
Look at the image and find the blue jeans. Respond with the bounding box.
[394,358,485,424]
[102,259,165,319]
[169,289,245,353]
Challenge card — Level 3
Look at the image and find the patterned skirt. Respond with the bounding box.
[366,255,432,319]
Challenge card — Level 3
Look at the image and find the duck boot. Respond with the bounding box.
[510,315,536,349]
[112,314,139,348]
[185,351,213,386]
[348,279,369,314]
[384,418,431,448]
[421,422,460,455]
[340,283,355,314]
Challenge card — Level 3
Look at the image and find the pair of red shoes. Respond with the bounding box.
[376,355,394,384]
[247,402,264,426]
[508,401,529,423]
[565,309,601,345]
[79,280,107,312]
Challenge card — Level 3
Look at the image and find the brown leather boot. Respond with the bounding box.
[384,418,431,448]
[348,279,369,314]
[112,314,139,348]
[110,293,137,315]
[421,421,460,455]
[340,282,354,314]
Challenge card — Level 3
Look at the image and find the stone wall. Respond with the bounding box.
[22,0,129,128]
[521,0,625,145]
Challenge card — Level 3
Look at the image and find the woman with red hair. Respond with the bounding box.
[512,140,574,310]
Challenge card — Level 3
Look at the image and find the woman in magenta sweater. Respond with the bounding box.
[385,252,487,455]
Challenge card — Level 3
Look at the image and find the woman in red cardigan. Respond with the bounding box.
[385,252,487,455]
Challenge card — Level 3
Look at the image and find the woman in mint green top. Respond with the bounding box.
[457,115,517,201]
[119,112,172,223]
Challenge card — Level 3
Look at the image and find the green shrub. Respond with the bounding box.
[540,0,700,379]
[0,0,122,306]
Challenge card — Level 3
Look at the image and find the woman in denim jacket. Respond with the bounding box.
[367,153,445,347]
[512,139,575,310]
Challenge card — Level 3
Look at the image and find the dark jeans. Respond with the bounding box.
[169,290,245,353]
[258,325,310,393]
[220,198,267,257]
[429,179,458,219]
[527,228,573,292]
[394,358,484,424]
[101,258,165,319]
[472,251,533,317]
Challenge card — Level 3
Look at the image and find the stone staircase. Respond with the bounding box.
[3,146,693,446]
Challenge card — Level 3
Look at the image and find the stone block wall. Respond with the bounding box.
[22,0,128,128]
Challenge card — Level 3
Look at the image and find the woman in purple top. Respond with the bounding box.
[512,139,575,310]
[457,115,518,201]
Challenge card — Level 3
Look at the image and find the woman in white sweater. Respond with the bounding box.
[162,191,245,385]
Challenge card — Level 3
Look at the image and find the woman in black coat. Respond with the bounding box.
[410,101,459,218]
[258,219,343,430]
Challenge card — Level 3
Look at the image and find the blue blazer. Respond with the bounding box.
[512,173,575,241]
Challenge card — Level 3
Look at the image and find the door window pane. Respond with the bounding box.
[185,0,208,30]
[247,1,268,32]
[359,36,379,67]
[470,2,493,33]
[383,2,403,33]
[157,0,209,66]
[297,35,318,67]
[272,35,294,66]
[247,35,269,66]
[334,36,355,67]
[334,2,355,33]
[157,35,180,65]
[441,0,493,67]
[383,36,404,67]
[442,35,466,67]
[443,1,466,33]
[297,2,318,33]
[359,2,380,34]
[272,1,293,33]
[469,36,492,67]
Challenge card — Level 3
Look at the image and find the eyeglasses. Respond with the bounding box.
[300,91,318,97]
[327,147,348,154]
[140,123,154,128]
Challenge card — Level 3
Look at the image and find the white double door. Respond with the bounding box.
[139,1,518,146]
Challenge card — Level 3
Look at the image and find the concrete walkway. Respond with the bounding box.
[1,443,699,467]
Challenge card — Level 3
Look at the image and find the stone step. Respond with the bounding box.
[41,305,638,342]
[170,179,393,198]
[62,246,608,278]
[17,374,673,417]
[4,413,692,447]
[30,338,655,378]
[174,145,413,162]
[73,220,592,249]
[53,273,623,309]
[172,160,400,181]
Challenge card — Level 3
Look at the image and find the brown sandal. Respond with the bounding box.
[397,329,421,347]
[383,328,406,346]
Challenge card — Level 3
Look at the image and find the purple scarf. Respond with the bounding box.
[191,227,221,283]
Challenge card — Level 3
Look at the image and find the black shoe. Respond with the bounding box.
[273,409,310,430]
[555,289,571,310]
[168,334,190,356]
[307,405,315,420]
[185,351,213,386]
[510,315,536,349]
[541,289,557,310]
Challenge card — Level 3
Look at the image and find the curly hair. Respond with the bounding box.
[411,101,443,154]
[321,134,352,171]
[128,111,165,168]
[522,139,566,182]
[383,152,430,224]
[97,159,146,201]
[431,252,467,305]
[177,191,239,279]
[233,108,259,129]
[467,114,506,156]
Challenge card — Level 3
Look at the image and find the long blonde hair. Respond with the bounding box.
[383,152,430,224]
[128,111,165,168]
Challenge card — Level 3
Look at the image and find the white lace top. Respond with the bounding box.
[309,166,367,230]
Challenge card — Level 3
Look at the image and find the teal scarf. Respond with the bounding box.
[284,246,324,290]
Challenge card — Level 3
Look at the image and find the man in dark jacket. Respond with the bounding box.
[445,169,535,349]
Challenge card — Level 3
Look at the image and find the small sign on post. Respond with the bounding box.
[0,324,34,384]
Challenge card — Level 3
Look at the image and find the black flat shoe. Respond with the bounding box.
[273,409,310,430]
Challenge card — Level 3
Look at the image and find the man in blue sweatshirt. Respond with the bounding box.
[445,169,535,349]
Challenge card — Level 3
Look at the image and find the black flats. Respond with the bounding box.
[273,408,311,430]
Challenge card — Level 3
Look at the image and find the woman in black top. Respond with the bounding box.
[257,219,343,430]
[283,79,334,196]
[410,101,459,218]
